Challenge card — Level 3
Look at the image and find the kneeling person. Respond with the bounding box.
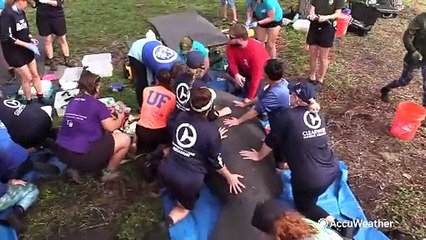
[156,88,245,233]
[240,82,356,238]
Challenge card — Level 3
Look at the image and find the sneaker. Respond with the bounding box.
[101,169,120,182]
[6,212,27,234]
[380,87,390,102]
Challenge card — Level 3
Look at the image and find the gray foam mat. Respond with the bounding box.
[148,10,228,50]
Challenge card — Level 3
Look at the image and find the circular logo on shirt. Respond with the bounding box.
[175,123,198,149]
[176,83,190,105]
[152,45,178,64]
[303,111,322,130]
[329,0,334,5]
[3,99,21,109]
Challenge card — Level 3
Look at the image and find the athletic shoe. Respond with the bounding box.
[66,168,83,184]
[101,169,120,182]
[380,87,390,102]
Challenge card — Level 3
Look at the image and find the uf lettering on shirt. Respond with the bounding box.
[146,90,172,108]
[16,19,28,31]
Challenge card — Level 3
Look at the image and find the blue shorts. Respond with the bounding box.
[221,0,235,8]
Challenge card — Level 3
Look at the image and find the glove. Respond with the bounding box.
[245,20,251,27]
[247,21,258,28]
[412,51,423,62]
[39,0,50,4]
[26,43,40,57]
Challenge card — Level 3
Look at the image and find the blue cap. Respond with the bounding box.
[186,51,205,69]
[289,82,317,103]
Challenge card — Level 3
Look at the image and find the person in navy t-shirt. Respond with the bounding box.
[154,87,245,235]
[128,36,181,106]
[239,82,349,235]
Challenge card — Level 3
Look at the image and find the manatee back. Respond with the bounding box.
[207,91,283,240]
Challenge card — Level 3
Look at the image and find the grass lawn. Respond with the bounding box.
[20,0,425,239]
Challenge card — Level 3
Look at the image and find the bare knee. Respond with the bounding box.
[44,35,54,45]
[266,40,275,51]
[113,133,131,152]
[58,35,67,45]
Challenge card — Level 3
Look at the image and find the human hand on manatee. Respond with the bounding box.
[227,174,245,194]
[233,100,247,108]
[239,149,261,161]
[9,179,27,186]
[223,117,240,127]
[218,127,229,140]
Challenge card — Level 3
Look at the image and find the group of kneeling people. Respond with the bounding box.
[0,51,357,239]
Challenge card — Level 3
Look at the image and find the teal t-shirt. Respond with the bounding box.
[0,0,5,10]
[250,0,283,22]
[177,40,209,62]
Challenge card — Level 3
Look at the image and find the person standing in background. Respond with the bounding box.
[221,0,238,24]
[380,12,426,107]
[246,0,283,59]
[35,0,74,71]
[306,0,344,89]
[0,0,44,104]
[0,0,16,82]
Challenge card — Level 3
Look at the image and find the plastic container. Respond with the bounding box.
[390,101,426,141]
[292,19,311,32]
[81,53,113,77]
[18,80,54,99]
[53,89,80,117]
[336,14,352,37]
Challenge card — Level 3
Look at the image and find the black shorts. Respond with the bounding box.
[306,22,336,48]
[253,14,282,28]
[36,14,67,37]
[135,124,170,154]
[3,46,35,68]
[56,132,115,172]
[159,159,204,210]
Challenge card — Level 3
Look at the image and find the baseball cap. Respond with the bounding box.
[186,51,205,69]
[289,82,317,104]
[251,199,293,234]
[179,36,193,53]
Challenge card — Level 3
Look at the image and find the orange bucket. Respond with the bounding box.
[336,15,351,37]
[390,101,426,141]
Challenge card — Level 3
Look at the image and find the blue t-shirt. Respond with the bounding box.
[0,120,28,197]
[250,0,283,22]
[265,107,338,189]
[0,0,5,10]
[177,41,209,62]
[167,111,224,175]
[254,79,290,115]
[142,41,180,74]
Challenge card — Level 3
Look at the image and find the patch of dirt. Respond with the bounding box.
[309,9,426,238]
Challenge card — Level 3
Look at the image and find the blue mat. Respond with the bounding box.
[162,161,389,240]
[0,224,17,240]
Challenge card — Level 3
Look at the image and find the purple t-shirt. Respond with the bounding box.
[56,95,112,153]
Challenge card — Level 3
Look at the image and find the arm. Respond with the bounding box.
[40,0,62,7]
[226,45,239,77]
[256,142,273,160]
[246,4,253,22]
[246,50,264,99]
[320,9,342,21]
[256,2,276,25]
[403,15,422,53]
[237,108,259,125]
[99,103,125,132]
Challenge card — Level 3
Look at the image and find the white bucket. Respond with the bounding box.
[81,53,113,77]
[293,19,311,32]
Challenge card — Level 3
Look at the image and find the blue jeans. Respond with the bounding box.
[385,63,426,106]
[0,183,39,212]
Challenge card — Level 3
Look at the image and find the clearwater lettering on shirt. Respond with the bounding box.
[138,85,176,129]
[265,107,338,188]
[168,111,224,174]
[226,38,270,99]
[56,95,112,153]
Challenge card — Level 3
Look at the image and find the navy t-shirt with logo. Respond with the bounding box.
[167,111,224,175]
[0,98,52,148]
[265,107,338,189]
[0,6,31,51]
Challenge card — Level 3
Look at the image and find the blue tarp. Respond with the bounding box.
[162,161,390,240]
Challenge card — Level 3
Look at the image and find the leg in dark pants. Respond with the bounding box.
[129,56,148,107]
[292,185,330,221]
[381,64,418,102]
[421,65,426,106]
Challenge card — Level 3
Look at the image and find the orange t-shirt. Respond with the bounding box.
[138,86,176,129]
